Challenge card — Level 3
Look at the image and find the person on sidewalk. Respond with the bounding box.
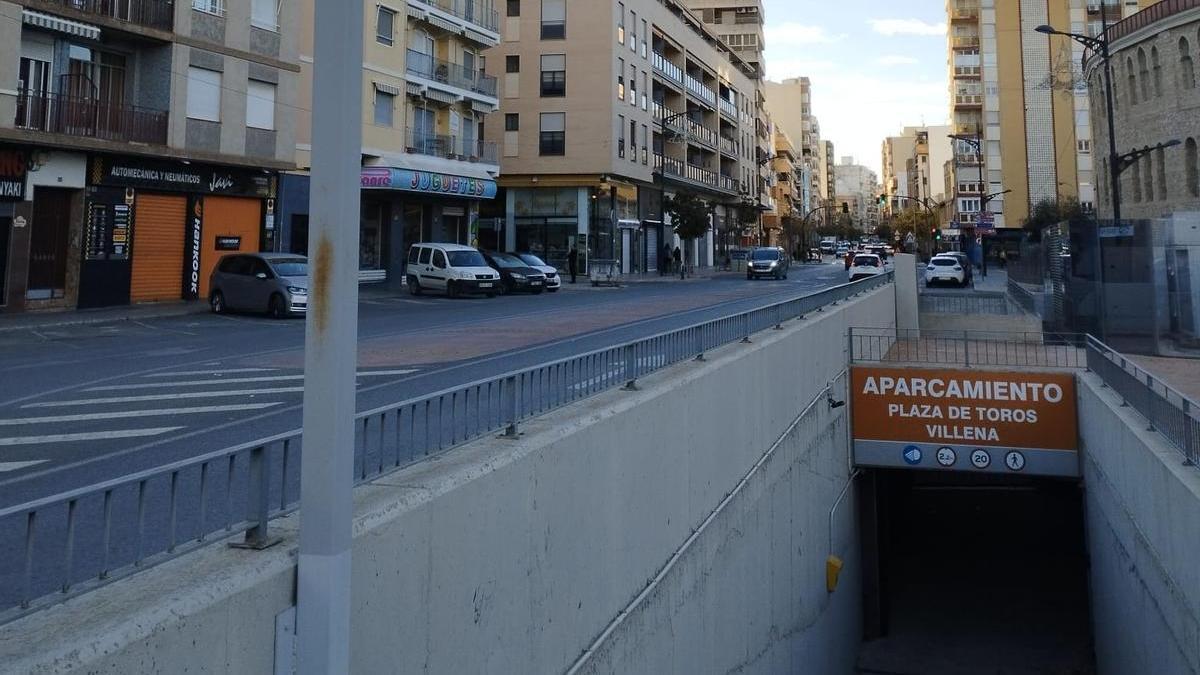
[662,243,672,275]
[999,248,1008,269]
[568,246,578,284]
[673,246,684,280]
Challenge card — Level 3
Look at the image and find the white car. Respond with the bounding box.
[515,253,562,292]
[405,243,500,298]
[848,253,885,282]
[925,255,967,287]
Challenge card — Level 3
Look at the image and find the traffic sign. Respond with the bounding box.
[970,449,991,469]
[936,447,957,467]
[1005,451,1026,471]
[902,445,922,465]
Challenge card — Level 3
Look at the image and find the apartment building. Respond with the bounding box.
[763,126,796,247]
[946,0,1158,233]
[764,77,824,218]
[486,0,762,274]
[822,140,835,222]
[0,0,298,313]
[834,157,880,231]
[882,125,953,219]
[281,0,500,290]
[684,0,764,77]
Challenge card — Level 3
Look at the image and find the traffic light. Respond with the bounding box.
[933,228,941,241]
[841,202,849,214]
[877,194,887,207]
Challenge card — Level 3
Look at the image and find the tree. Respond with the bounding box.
[874,224,894,244]
[665,191,710,243]
[1023,197,1087,241]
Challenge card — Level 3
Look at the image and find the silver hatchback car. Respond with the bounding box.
[209,253,309,318]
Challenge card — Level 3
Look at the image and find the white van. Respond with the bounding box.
[406,243,500,298]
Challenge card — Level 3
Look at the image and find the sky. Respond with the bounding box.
[761,0,951,178]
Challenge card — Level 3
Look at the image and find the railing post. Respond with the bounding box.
[963,330,970,367]
[694,326,706,361]
[741,312,752,343]
[233,445,281,550]
[623,343,639,390]
[1144,375,1157,432]
[1183,398,1195,467]
[774,303,784,329]
[503,374,520,436]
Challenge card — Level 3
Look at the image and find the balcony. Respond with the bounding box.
[954,153,983,166]
[950,6,978,21]
[406,49,497,99]
[653,153,738,194]
[652,52,683,86]
[406,127,498,164]
[720,136,738,156]
[408,0,499,35]
[40,0,174,31]
[951,36,980,49]
[954,93,983,107]
[719,98,737,119]
[15,91,167,145]
[684,74,717,107]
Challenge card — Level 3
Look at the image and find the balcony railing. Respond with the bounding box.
[653,153,737,193]
[954,93,983,106]
[950,6,979,21]
[951,35,980,49]
[652,52,683,85]
[15,91,167,145]
[720,136,738,156]
[44,0,174,31]
[407,128,498,164]
[1106,0,1200,45]
[719,173,739,192]
[406,49,498,98]
[719,98,737,119]
[684,74,717,106]
[410,0,499,33]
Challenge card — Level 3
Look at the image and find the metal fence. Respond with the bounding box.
[1085,336,1200,465]
[849,327,1088,369]
[918,292,1015,316]
[0,272,894,625]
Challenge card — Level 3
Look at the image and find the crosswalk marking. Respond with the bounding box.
[144,367,279,378]
[85,369,419,391]
[23,388,306,408]
[0,403,283,426]
[0,427,184,446]
[0,460,49,472]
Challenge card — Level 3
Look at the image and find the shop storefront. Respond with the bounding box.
[82,156,276,308]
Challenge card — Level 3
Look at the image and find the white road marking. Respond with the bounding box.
[0,460,49,472]
[0,403,284,426]
[23,388,306,408]
[86,369,418,391]
[144,367,279,378]
[0,427,184,446]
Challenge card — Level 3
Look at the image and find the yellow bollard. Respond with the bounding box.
[826,555,843,593]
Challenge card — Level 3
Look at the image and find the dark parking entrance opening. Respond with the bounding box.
[857,470,1094,674]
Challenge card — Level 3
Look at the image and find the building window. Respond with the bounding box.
[641,19,647,58]
[640,72,647,109]
[186,66,221,121]
[373,89,394,127]
[629,64,636,104]
[1155,146,1167,199]
[376,7,395,45]
[629,118,637,161]
[506,55,520,73]
[1181,37,1196,89]
[617,57,624,100]
[541,0,565,39]
[630,10,637,52]
[1186,138,1198,197]
[246,80,276,130]
[539,112,565,155]
[618,114,625,158]
[1151,46,1162,97]
[1126,57,1137,104]
[1137,48,1150,101]
[1077,139,1091,153]
[1143,148,1154,202]
[192,0,225,17]
[251,0,277,30]
[507,0,519,17]
[540,54,565,97]
[642,124,648,164]
[505,113,519,131]
[617,2,625,44]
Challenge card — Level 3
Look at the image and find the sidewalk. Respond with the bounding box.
[557,265,734,289]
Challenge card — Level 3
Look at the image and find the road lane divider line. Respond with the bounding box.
[0,403,284,426]
[85,369,419,391]
[0,427,184,446]
[143,368,279,378]
[0,460,49,472]
[22,388,307,408]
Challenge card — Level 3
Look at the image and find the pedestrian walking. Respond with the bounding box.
[999,248,1008,269]
[662,243,672,275]
[844,250,854,271]
[673,246,683,280]
[568,246,578,284]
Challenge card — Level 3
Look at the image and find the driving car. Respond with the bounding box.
[746,247,790,280]
[925,254,967,287]
[209,253,309,318]
[515,252,562,292]
[946,251,974,284]
[481,251,547,294]
[406,243,500,298]
[848,253,885,282]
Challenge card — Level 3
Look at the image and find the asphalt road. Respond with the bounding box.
[0,261,851,508]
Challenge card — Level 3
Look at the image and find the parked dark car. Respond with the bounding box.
[209,253,308,318]
[481,251,547,294]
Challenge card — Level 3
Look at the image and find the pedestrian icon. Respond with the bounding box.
[970,449,991,469]
[1005,451,1026,471]
[936,447,956,467]
[902,445,922,465]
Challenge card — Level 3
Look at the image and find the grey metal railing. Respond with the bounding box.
[849,327,1088,368]
[918,291,1015,315]
[0,273,894,625]
[1085,336,1199,465]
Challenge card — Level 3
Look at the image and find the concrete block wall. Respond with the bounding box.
[0,285,895,674]
[1077,373,1200,675]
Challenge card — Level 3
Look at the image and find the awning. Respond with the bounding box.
[422,88,458,104]
[374,81,401,96]
[23,9,100,40]
[406,5,425,19]
[470,100,495,114]
[405,82,423,96]
[464,28,498,47]
[425,13,461,34]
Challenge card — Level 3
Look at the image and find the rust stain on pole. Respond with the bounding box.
[312,234,333,335]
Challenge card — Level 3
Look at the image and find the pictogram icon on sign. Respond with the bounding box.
[902,445,922,465]
[1005,451,1026,472]
[936,447,956,467]
[970,449,991,469]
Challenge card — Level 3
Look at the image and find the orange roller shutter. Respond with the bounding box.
[130,194,187,303]
[200,196,262,299]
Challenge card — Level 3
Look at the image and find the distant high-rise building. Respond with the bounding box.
[683,1,765,78]
[946,0,1160,230]
[882,126,953,220]
[835,157,881,231]
[764,77,824,219]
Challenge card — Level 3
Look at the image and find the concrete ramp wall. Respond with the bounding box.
[0,285,895,674]
[1078,374,1200,675]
